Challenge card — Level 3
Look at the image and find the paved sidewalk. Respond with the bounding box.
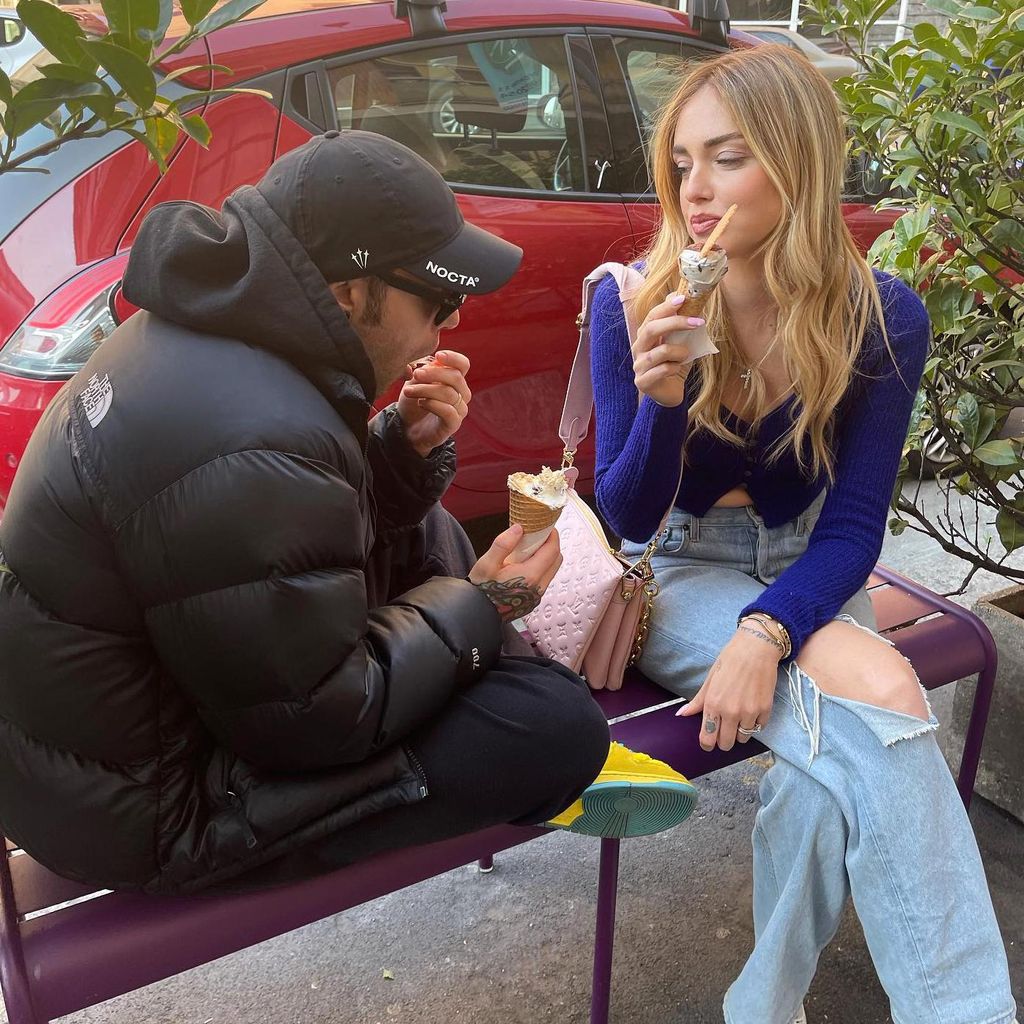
[3,484,1021,1024]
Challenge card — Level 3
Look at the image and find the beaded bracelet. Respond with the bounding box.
[737,623,787,657]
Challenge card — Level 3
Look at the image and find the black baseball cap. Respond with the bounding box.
[257,130,523,295]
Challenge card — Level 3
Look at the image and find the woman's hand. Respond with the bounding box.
[677,629,781,751]
[632,294,706,408]
[397,350,472,457]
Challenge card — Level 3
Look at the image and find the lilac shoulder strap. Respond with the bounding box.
[556,263,685,556]
[558,263,644,462]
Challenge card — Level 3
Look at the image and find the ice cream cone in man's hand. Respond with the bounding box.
[507,466,569,560]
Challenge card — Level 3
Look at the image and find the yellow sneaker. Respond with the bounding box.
[546,742,698,839]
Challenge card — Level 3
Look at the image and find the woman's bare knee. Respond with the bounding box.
[796,622,929,721]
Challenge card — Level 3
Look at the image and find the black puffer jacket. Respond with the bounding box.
[0,187,503,894]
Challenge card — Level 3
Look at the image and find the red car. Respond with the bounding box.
[0,0,897,521]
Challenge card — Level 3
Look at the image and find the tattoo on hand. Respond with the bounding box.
[474,576,542,623]
[704,717,718,735]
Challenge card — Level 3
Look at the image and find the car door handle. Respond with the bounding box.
[594,159,612,190]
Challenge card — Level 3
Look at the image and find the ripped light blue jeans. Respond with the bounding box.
[621,495,1016,1024]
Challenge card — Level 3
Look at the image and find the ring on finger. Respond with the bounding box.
[737,722,763,736]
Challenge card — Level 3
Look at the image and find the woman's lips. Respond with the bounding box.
[690,216,721,235]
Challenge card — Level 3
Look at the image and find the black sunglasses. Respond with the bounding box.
[378,272,467,327]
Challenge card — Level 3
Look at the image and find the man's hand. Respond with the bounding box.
[397,350,472,457]
[469,524,562,623]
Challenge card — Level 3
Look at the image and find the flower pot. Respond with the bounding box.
[945,584,1024,823]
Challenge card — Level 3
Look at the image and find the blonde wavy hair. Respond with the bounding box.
[633,44,887,479]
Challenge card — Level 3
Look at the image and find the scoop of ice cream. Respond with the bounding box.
[507,466,569,509]
[678,244,729,298]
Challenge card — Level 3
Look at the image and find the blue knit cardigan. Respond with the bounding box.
[591,270,930,658]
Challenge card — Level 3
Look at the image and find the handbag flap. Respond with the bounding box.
[522,490,624,672]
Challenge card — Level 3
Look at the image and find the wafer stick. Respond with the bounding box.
[699,203,738,257]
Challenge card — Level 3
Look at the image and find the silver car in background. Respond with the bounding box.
[0,9,40,79]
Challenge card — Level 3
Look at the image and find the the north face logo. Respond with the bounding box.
[79,373,113,428]
[426,260,480,289]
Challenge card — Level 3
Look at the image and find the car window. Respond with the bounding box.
[616,39,684,143]
[327,37,585,194]
[751,31,799,49]
[3,18,25,46]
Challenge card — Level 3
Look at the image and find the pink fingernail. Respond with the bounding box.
[669,294,686,306]
[688,317,705,327]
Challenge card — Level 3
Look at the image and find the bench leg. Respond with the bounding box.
[1,855,47,1024]
[590,837,620,1024]
[957,659,997,811]
[477,856,494,873]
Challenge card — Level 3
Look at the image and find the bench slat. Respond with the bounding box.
[18,823,546,1022]
[887,614,987,689]
[10,853,103,917]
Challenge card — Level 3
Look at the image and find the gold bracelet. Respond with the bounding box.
[740,614,792,659]
[737,624,786,657]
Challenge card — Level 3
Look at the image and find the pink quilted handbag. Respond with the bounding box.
[522,264,682,690]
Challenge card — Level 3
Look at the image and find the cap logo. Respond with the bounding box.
[426,260,480,289]
[351,249,370,271]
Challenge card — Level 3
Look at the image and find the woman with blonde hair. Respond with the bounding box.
[591,43,1016,1024]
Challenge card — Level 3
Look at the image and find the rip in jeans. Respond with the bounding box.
[786,615,938,767]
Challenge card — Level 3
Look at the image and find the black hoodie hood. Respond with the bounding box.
[122,186,377,408]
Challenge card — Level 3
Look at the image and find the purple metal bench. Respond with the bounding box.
[0,565,997,1024]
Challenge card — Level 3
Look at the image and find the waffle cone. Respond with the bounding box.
[676,282,714,319]
[509,489,564,533]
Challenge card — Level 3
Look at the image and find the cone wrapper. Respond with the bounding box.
[665,244,727,361]
[507,467,568,560]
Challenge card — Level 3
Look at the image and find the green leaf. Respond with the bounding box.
[955,393,980,444]
[79,40,156,111]
[996,507,1024,553]
[181,113,212,147]
[193,0,267,36]
[888,516,909,536]
[38,63,100,85]
[8,77,108,134]
[990,218,1024,253]
[159,63,230,86]
[960,5,1001,20]
[102,0,161,57]
[15,0,89,68]
[179,0,218,26]
[0,69,12,109]
[932,110,989,139]
[925,0,963,15]
[973,439,1018,466]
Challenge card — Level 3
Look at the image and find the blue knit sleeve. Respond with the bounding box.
[591,275,689,543]
[740,275,930,657]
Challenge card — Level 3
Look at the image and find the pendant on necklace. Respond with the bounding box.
[740,368,753,390]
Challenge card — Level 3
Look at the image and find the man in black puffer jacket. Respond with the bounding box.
[0,131,611,894]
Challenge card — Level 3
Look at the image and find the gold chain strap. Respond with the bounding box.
[625,533,663,667]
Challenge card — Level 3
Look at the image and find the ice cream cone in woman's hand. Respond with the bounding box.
[507,466,569,560]
[674,203,736,322]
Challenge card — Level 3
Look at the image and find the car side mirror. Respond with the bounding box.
[537,94,564,131]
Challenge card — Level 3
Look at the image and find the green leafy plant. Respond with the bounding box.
[0,0,267,174]
[805,0,1024,588]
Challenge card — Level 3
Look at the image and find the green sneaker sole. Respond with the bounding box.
[551,780,698,839]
